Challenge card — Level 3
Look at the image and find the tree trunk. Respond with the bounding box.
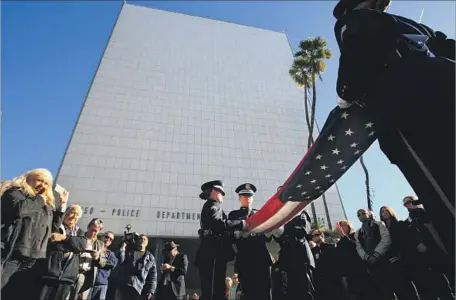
[359,156,373,211]
[303,85,318,224]
[309,71,332,229]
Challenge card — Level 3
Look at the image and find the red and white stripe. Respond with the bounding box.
[245,135,321,233]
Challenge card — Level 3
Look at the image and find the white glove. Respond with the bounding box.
[272,226,284,238]
[337,96,353,108]
[265,232,273,238]
[233,231,243,239]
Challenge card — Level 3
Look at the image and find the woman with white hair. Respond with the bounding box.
[1,168,69,299]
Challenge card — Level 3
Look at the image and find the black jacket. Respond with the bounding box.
[228,207,272,267]
[156,253,188,299]
[195,199,244,266]
[1,188,65,261]
[278,211,315,268]
[335,9,455,104]
[335,234,367,278]
[40,234,88,284]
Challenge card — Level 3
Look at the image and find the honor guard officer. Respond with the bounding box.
[228,183,273,300]
[274,210,316,300]
[194,180,246,300]
[333,0,455,271]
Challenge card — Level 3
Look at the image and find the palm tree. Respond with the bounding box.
[359,156,374,211]
[289,59,319,224]
[290,37,333,229]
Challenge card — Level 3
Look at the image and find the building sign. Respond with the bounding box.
[156,210,200,221]
[81,206,141,218]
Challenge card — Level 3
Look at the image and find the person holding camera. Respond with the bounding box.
[194,180,246,300]
[155,241,188,300]
[114,234,157,300]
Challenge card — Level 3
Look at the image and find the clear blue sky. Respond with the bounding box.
[2,1,455,227]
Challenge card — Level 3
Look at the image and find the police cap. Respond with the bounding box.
[201,180,225,196]
[235,183,257,196]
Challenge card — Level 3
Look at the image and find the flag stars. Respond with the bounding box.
[369,131,376,136]
[325,174,332,178]
[315,186,322,190]
[328,135,335,141]
[350,142,358,148]
[320,165,328,170]
[354,150,361,155]
[345,128,354,136]
[301,191,307,195]
[296,184,303,188]
[332,148,340,155]
[316,154,323,160]
[365,122,374,128]
[305,171,312,176]
[337,159,344,164]
[329,179,335,183]
[341,112,350,119]
[310,179,317,184]
[341,165,348,170]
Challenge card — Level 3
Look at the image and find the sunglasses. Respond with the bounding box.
[104,236,113,241]
[357,211,367,217]
[403,200,414,206]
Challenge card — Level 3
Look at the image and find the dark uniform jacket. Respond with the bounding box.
[1,187,66,262]
[279,211,315,268]
[335,9,455,105]
[228,207,272,267]
[195,199,244,266]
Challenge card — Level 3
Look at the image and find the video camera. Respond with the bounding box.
[124,224,141,251]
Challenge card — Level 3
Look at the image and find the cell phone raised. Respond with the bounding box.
[54,184,65,194]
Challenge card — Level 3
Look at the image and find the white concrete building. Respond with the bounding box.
[56,3,347,287]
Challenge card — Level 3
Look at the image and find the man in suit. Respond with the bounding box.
[156,241,189,300]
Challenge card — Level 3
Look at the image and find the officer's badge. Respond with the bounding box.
[245,183,251,190]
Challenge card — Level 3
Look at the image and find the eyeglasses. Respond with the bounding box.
[104,236,113,241]
[403,201,413,206]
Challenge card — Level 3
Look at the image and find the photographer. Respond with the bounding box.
[114,234,157,300]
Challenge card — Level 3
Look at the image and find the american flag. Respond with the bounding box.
[246,104,377,233]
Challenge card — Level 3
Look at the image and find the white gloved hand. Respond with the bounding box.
[241,232,250,238]
[233,231,243,239]
[336,96,353,108]
[272,226,285,238]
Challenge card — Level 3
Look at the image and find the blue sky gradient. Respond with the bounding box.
[2,1,455,226]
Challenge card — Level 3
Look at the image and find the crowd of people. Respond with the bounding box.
[0,168,198,300]
[195,180,455,300]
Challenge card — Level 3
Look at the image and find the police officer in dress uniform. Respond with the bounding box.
[228,183,273,300]
[333,0,455,274]
[195,180,246,300]
[275,210,315,300]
